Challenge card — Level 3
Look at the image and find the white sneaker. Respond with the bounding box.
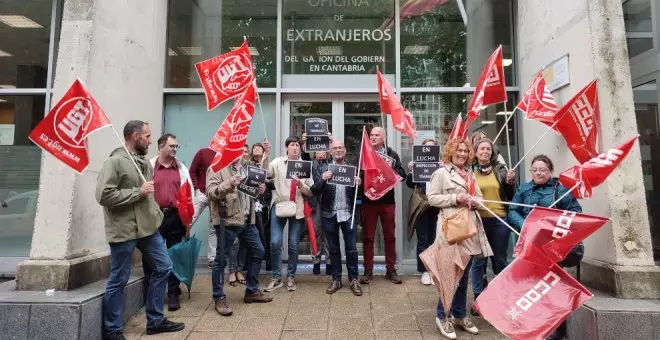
[435,317,457,339]
[421,272,432,285]
[452,317,479,335]
[263,278,282,292]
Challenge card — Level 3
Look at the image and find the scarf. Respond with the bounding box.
[473,162,493,175]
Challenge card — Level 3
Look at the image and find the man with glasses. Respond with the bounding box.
[147,133,194,311]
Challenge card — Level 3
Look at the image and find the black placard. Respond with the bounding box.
[412,162,442,183]
[305,118,329,136]
[305,135,331,153]
[237,179,260,198]
[246,166,267,187]
[413,145,441,163]
[286,160,312,179]
[328,164,357,187]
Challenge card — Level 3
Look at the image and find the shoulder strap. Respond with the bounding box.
[553,180,560,202]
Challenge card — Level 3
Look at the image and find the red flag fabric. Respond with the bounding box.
[360,127,402,200]
[518,72,559,127]
[377,70,416,140]
[195,41,255,111]
[448,113,468,140]
[28,78,111,174]
[513,207,609,263]
[553,80,600,163]
[474,244,592,340]
[467,46,507,123]
[559,136,638,199]
[209,86,256,172]
[176,181,195,228]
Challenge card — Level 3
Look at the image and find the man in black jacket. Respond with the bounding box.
[359,127,407,284]
[311,140,363,296]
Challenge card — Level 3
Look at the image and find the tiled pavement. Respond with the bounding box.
[124,274,506,339]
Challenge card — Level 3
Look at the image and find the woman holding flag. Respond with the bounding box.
[427,138,492,339]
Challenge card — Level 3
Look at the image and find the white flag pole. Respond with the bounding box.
[510,117,562,171]
[110,126,147,183]
[548,182,581,209]
[472,198,520,236]
[350,127,366,230]
[492,106,516,146]
[242,35,268,141]
[503,101,512,169]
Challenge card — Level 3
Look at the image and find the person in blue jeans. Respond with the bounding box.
[263,136,315,292]
[311,140,363,296]
[469,138,516,316]
[96,120,184,340]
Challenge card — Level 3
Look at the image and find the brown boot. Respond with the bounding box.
[359,270,373,284]
[214,298,233,316]
[326,280,342,294]
[385,270,403,284]
[244,290,273,304]
[350,279,363,296]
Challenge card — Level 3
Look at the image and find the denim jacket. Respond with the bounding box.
[508,177,582,230]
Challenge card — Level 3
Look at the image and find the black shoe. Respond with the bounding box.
[102,331,126,340]
[313,263,321,275]
[168,293,181,311]
[146,318,185,335]
[325,264,332,275]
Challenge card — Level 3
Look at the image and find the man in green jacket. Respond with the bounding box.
[96,120,184,340]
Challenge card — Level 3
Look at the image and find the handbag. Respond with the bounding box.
[441,207,477,244]
[276,181,297,218]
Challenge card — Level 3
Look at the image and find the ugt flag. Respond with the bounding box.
[377,70,416,140]
[513,207,609,264]
[559,136,638,199]
[466,45,507,126]
[474,244,592,340]
[209,85,256,172]
[195,41,255,111]
[553,80,600,163]
[360,127,401,200]
[518,72,559,127]
[28,78,111,173]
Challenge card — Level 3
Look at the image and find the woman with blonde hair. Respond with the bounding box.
[427,138,493,339]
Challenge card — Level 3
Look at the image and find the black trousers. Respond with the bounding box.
[143,209,186,295]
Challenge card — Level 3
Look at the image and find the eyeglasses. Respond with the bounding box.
[530,167,550,173]
[167,145,180,149]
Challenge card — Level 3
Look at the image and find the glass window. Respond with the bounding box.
[282,0,395,75]
[633,81,660,263]
[400,0,514,87]
[166,0,277,88]
[399,93,518,260]
[0,0,52,88]
[163,94,276,254]
[623,0,654,59]
[0,95,45,257]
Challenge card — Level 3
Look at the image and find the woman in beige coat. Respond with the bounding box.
[427,138,493,340]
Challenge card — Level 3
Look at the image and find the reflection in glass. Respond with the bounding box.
[399,93,518,260]
[0,96,44,256]
[166,0,277,87]
[399,0,514,87]
[283,0,395,75]
[623,0,653,58]
[632,81,660,263]
[0,0,52,88]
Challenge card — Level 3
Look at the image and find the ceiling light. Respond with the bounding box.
[231,46,260,56]
[168,48,178,56]
[0,49,11,57]
[463,82,471,87]
[403,45,429,55]
[0,85,16,89]
[316,46,342,56]
[0,99,7,103]
[503,59,513,67]
[177,46,201,56]
[0,15,42,28]
[496,111,513,115]
[481,120,495,124]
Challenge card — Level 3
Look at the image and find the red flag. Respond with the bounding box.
[176,181,195,228]
[467,46,507,124]
[513,207,609,263]
[377,70,416,140]
[474,244,592,340]
[554,80,600,163]
[559,136,638,199]
[209,86,256,172]
[28,79,111,174]
[195,41,255,111]
[518,72,559,127]
[448,113,468,140]
[360,127,402,200]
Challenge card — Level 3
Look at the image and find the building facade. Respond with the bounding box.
[0,0,658,297]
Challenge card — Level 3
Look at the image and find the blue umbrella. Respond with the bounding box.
[168,234,202,299]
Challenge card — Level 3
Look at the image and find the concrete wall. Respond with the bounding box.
[17,0,167,290]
